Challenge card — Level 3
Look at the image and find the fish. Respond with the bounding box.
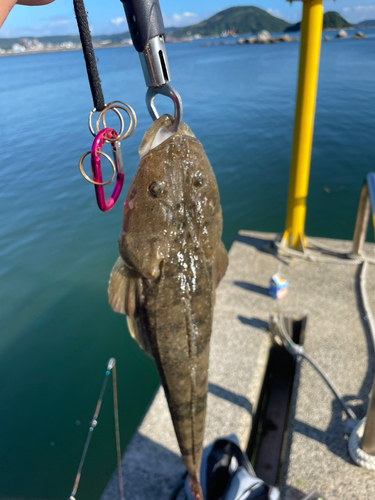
[108,114,228,500]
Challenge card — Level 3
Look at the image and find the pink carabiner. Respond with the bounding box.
[91,128,124,212]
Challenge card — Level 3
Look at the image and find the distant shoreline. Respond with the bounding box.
[0,43,127,57]
[1,27,373,58]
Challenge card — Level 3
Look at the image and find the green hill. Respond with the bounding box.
[171,6,290,38]
[356,19,375,29]
[286,11,352,32]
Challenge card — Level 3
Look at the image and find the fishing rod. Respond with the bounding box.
[120,0,183,132]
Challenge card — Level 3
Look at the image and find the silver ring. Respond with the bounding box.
[146,83,182,132]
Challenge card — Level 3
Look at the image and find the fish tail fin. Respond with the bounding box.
[189,474,203,500]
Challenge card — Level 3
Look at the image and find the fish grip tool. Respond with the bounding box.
[68,358,125,500]
[120,0,183,132]
[73,0,137,211]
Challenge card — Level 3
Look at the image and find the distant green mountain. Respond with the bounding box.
[356,19,375,29]
[171,6,290,38]
[286,11,352,32]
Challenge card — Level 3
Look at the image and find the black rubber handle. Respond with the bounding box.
[120,0,165,52]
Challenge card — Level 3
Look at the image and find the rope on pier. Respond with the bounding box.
[359,261,375,354]
[348,418,375,470]
[275,238,375,265]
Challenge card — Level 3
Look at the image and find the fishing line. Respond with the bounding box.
[73,0,105,111]
[69,358,124,500]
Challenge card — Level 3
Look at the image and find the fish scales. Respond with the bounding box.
[108,115,228,499]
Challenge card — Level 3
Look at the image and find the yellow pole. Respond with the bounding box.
[281,0,324,249]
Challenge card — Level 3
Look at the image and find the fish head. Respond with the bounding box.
[119,114,223,279]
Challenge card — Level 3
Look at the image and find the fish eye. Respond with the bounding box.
[193,170,205,187]
[149,181,166,198]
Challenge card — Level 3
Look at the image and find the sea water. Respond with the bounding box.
[0,31,374,499]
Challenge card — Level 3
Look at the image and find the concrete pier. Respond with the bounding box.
[102,231,375,500]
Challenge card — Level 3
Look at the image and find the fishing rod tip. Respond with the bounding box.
[107,358,116,370]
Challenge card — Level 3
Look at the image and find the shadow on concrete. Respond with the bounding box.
[280,263,375,497]
[235,233,273,251]
[234,281,269,296]
[102,433,185,500]
[238,316,269,331]
[208,382,253,414]
[291,396,366,466]
[281,374,372,497]
[234,233,290,265]
[282,485,323,500]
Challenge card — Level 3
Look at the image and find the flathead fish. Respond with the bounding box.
[108,114,228,499]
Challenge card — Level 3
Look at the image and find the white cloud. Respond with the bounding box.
[0,16,77,37]
[182,12,199,18]
[340,5,375,23]
[110,17,126,27]
[354,5,375,11]
[163,11,201,28]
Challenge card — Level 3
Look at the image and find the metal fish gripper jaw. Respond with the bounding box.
[120,0,182,132]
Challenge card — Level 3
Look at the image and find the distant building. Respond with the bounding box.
[19,38,32,48]
[12,43,25,53]
[60,41,75,49]
[220,29,237,37]
[31,40,44,51]
[17,38,44,51]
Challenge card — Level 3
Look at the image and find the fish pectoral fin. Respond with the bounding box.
[108,257,141,317]
[213,240,229,290]
[109,258,153,357]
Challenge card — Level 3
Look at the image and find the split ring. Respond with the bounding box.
[78,151,116,186]
[88,106,125,138]
[98,101,137,142]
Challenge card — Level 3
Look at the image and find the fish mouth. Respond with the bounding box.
[138,115,177,159]
[138,114,196,159]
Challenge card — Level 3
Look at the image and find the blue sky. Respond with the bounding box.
[1,0,375,38]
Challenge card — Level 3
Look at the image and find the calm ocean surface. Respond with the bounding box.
[0,30,374,499]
